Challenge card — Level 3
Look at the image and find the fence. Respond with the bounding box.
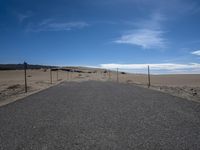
[106,67,151,87]
[0,63,200,102]
[0,66,82,101]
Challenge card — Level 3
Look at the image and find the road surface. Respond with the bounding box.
[0,81,200,150]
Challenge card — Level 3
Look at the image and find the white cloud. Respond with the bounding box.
[114,13,167,49]
[191,50,200,56]
[100,63,200,73]
[115,29,166,49]
[27,20,89,32]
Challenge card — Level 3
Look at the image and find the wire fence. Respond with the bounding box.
[107,67,200,87]
[0,63,200,102]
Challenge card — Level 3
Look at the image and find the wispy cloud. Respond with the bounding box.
[27,19,89,32]
[100,63,200,74]
[115,29,166,49]
[93,0,200,14]
[17,12,33,23]
[191,50,200,56]
[134,0,200,15]
[126,13,166,30]
[114,14,167,49]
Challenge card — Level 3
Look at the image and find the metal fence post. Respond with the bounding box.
[148,65,151,88]
[24,62,27,93]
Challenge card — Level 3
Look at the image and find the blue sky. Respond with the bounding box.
[0,0,200,73]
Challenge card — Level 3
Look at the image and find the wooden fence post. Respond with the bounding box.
[67,71,69,80]
[117,68,119,82]
[148,65,151,88]
[50,69,52,84]
[57,69,58,81]
[24,62,27,93]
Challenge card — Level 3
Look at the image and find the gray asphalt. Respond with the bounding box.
[0,81,200,150]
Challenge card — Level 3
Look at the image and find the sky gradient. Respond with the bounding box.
[0,0,200,73]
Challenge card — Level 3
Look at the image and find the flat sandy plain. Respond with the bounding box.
[0,68,199,106]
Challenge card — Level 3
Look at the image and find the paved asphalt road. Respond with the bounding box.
[0,81,200,150]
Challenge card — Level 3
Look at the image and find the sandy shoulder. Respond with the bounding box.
[0,69,200,106]
[0,70,66,107]
[0,69,109,107]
